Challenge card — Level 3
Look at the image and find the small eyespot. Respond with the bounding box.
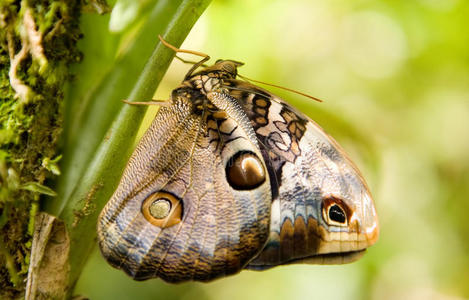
[142,192,182,228]
[226,151,266,190]
[322,197,350,227]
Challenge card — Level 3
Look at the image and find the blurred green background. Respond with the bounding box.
[74,0,469,299]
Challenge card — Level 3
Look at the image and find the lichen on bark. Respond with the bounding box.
[0,1,82,298]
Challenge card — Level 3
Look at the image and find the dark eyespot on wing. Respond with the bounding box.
[226,151,266,190]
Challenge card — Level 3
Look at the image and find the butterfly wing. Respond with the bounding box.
[224,80,379,268]
[97,87,271,282]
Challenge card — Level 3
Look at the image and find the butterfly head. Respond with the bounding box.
[194,59,244,79]
[214,59,244,73]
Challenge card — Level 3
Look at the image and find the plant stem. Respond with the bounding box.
[55,0,212,296]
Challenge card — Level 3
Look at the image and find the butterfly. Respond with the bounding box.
[97,37,379,282]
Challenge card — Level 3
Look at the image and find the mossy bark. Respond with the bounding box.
[0,1,81,298]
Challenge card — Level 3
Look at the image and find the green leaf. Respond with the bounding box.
[20,182,57,197]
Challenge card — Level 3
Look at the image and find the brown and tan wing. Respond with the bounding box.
[225,80,379,268]
[97,88,271,282]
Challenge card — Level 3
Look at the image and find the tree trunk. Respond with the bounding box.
[0,1,82,299]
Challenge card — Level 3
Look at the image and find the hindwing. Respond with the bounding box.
[98,86,271,282]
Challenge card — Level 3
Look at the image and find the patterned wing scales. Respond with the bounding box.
[97,90,271,282]
[225,80,379,268]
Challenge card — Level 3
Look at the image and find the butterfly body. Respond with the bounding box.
[97,59,379,282]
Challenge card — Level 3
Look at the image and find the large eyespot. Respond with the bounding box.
[142,192,182,228]
[321,196,350,227]
[226,151,266,190]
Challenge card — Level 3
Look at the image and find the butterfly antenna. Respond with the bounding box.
[238,73,323,103]
[122,99,171,107]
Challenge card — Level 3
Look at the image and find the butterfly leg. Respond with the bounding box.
[174,55,209,68]
[158,35,210,79]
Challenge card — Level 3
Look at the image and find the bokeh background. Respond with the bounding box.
[74,0,469,299]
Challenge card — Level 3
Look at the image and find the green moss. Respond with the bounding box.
[0,1,82,298]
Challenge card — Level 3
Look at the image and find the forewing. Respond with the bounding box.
[225,80,378,268]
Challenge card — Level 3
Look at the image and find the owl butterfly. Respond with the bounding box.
[97,37,379,283]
